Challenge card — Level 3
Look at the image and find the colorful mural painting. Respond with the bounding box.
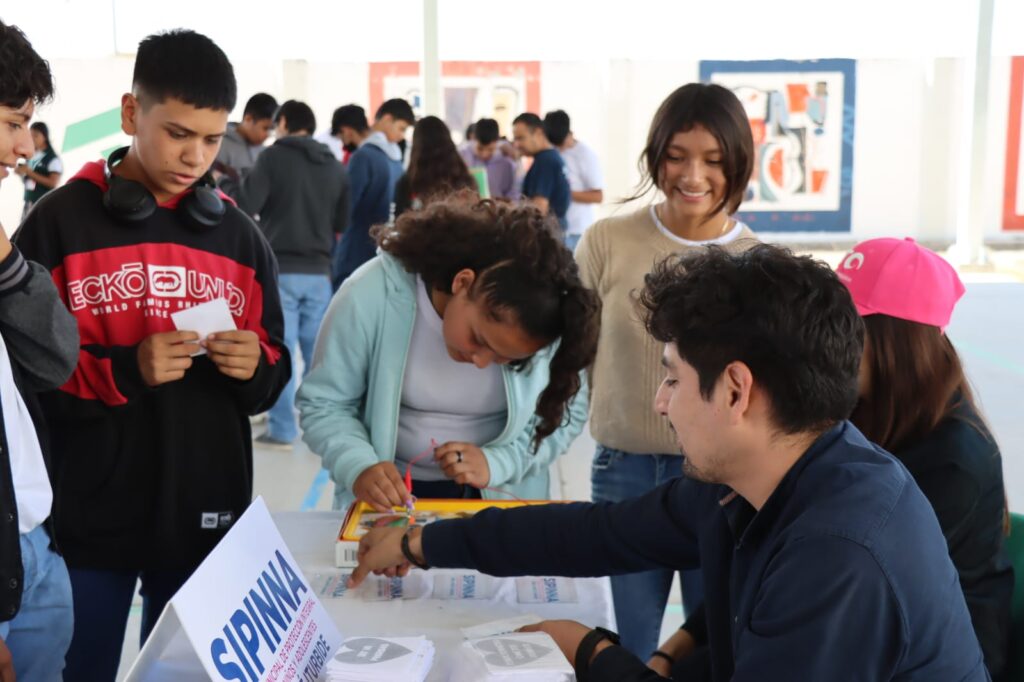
[700,59,856,232]
[369,62,540,142]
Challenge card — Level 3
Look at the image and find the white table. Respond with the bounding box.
[274,511,617,681]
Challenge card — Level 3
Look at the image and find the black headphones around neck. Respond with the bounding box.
[102,146,226,231]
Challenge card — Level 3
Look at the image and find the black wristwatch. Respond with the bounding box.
[575,626,620,681]
[401,529,430,570]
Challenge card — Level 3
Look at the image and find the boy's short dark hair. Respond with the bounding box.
[0,22,54,108]
[543,110,571,146]
[513,113,543,131]
[474,118,499,145]
[331,104,368,135]
[274,100,316,134]
[132,29,236,111]
[640,244,864,436]
[374,98,415,125]
[243,93,278,121]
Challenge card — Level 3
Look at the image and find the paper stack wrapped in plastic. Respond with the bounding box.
[449,632,574,682]
[324,636,435,681]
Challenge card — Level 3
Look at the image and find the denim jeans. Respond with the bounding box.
[590,445,705,658]
[63,566,193,682]
[267,273,333,442]
[0,525,73,682]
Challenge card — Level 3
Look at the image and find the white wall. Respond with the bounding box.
[3,55,1023,247]
[0,58,370,233]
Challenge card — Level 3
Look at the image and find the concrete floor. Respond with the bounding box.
[115,279,1024,679]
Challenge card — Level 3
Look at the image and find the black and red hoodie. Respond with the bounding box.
[13,160,291,572]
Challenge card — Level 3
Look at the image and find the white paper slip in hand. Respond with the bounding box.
[170,298,236,356]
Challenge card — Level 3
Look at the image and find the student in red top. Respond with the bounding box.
[14,29,290,681]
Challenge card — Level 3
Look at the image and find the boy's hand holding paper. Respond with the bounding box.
[137,330,201,387]
[204,329,261,381]
[170,298,260,381]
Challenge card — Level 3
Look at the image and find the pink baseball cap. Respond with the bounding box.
[835,237,965,328]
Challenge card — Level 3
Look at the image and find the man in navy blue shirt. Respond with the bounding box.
[350,244,989,682]
[513,112,570,233]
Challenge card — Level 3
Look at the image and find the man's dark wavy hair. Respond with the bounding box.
[640,244,864,436]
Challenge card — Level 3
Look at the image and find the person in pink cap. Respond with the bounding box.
[838,237,1011,681]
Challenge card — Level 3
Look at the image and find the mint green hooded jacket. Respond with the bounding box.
[297,253,588,510]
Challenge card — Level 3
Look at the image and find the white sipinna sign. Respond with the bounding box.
[126,496,342,682]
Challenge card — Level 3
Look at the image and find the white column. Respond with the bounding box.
[951,0,995,265]
[422,0,442,118]
[282,60,311,102]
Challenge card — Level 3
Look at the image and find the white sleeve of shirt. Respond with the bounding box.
[0,334,52,534]
[47,157,63,175]
[579,145,604,191]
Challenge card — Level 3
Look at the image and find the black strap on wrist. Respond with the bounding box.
[575,626,620,681]
[401,529,430,570]
[650,650,675,665]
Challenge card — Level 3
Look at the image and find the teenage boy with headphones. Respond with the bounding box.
[14,30,290,681]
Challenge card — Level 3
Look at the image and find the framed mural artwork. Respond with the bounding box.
[369,61,540,142]
[700,59,856,232]
[1003,56,1024,231]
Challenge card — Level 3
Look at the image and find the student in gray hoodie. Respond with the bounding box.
[240,100,349,447]
[214,92,277,199]
[331,98,414,290]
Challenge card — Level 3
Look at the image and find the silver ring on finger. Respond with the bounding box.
[456,451,463,464]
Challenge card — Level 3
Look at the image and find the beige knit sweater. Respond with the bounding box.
[576,205,759,454]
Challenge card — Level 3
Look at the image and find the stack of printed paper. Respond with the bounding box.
[324,636,435,681]
[449,632,574,682]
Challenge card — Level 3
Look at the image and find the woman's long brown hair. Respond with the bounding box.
[851,314,1009,534]
[852,315,980,453]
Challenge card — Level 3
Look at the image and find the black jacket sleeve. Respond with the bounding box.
[238,151,273,219]
[422,478,706,577]
[335,166,351,236]
[14,205,148,409]
[0,247,78,392]
[589,646,670,682]
[680,602,708,646]
[223,225,291,415]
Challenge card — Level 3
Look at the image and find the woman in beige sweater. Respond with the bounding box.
[575,83,759,659]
